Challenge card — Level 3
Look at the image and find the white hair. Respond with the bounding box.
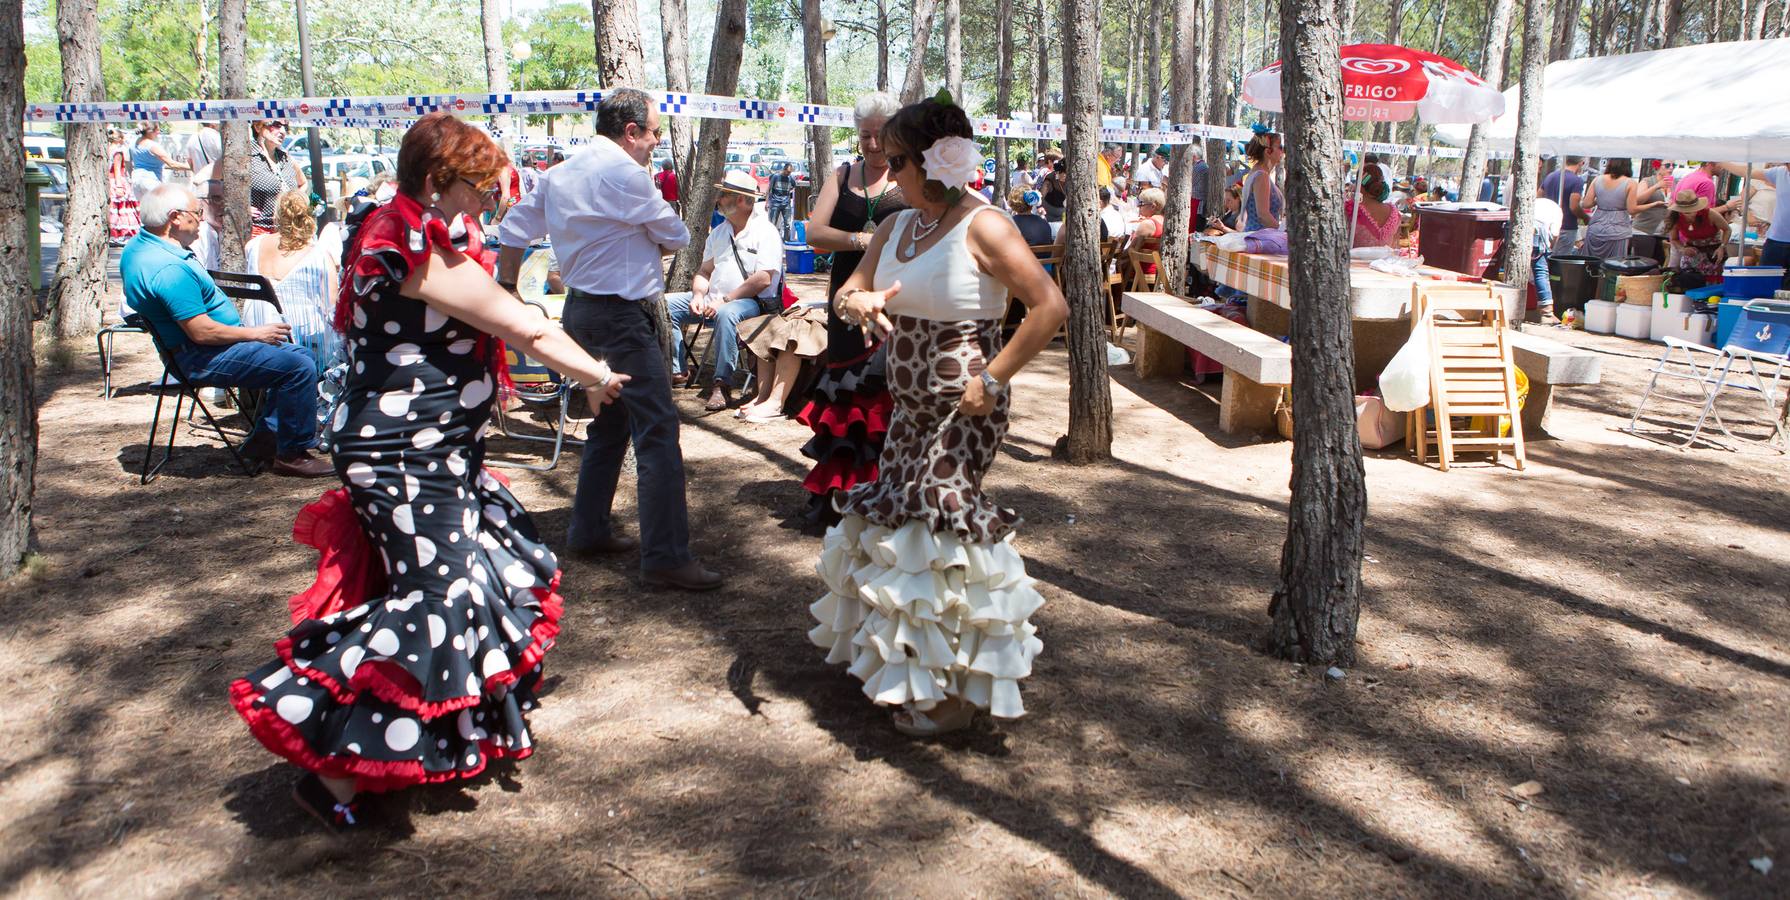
[139,183,194,230]
[853,92,900,127]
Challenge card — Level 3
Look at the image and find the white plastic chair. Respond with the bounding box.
[1625,301,1790,452]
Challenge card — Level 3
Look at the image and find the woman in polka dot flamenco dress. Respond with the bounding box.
[230,113,627,831]
[808,97,1068,738]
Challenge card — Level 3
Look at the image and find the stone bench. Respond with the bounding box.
[1123,291,1293,436]
[1507,329,1604,435]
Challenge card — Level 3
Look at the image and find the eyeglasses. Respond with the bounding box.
[631,123,663,141]
[265,122,288,132]
[460,177,500,203]
[887,153,909,173]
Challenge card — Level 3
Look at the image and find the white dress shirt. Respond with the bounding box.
[497,136,689,300]
[704,212,784,300]
[1132,161,1165,188]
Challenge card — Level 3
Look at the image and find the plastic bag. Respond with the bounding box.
[1213,231,1249,252]
[1106,342,1132,366]
[1378,330,1431,412]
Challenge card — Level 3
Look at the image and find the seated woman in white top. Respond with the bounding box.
[242,188,341,373]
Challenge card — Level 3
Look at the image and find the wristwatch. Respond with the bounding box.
[979,370,1006,398]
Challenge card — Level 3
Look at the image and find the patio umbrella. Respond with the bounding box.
[1241,43,1507,250]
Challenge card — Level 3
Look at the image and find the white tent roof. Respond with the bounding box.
[1434,38,1790,161]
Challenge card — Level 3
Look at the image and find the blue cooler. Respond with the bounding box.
[1716,298,1790,347]
[784,243,815,274]
[1721,265,1786,300]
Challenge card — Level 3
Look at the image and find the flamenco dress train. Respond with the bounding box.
[231,194,563,791]
[807,206,1045,720]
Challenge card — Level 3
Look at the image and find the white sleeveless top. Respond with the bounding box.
[872,205,1009,321]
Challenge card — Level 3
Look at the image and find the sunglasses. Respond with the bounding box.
[887,153,910,173]
[460,177,499,203]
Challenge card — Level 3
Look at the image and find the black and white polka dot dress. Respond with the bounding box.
[231,195,562,792]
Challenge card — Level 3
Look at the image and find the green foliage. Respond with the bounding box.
[506,3,599,128]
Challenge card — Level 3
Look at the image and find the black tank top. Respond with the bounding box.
[825,162,908,361]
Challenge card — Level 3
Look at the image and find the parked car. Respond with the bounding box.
[300,153,397,201]
[24,133,66,161]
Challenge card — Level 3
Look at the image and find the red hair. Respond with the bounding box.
[396,112,508,197]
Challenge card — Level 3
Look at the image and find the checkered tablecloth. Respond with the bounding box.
[1193,243,1519,321]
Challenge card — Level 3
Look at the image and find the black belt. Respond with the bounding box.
[566,288,649,303]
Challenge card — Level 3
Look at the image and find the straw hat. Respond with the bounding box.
[715,169,760,198]
[1668,189,1708,214]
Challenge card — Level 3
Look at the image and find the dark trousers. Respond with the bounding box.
[560,290,692,571]
[176,341,319,455]
[1760,238,1790,290]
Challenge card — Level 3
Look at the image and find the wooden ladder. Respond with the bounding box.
[1406,283,1527,471]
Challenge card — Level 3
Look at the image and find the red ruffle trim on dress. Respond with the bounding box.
[802,456,879,496]
[288,488,387,626]
[795,392,893,438]
[228,678,533,794]
[275,577,563,720]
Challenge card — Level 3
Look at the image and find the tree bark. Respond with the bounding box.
[1035,0,1051,158]
[876,0,891,91]
[668,0,747,293]
[1266,0,1365,665]
[195,0,214,99]
[902,0,942,102]
[1661,0,1684,46]
[1206,0,1236,209]
[996,0,1014,195]
[1160,0,1201,296]
[1549,0,1580,59]
[1501,0,1552,316]
[1458,0,1515,197]
[1059,0,1113,463]
[1122,0,1139,163]
[946,0,963,102]
[1341,0,1359,39]
[592,0,648,87]
[217,0,250,273]
[1374,0,1405,144]
[479,0,512,140]
[660,0,695,177]
[1146,0,1163,136]
[1,0,34,579]
[1749,0,1768,38]
[48,0,107,340]
[802,0,830,206]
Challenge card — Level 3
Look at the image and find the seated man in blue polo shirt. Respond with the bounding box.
[123,184,331,477]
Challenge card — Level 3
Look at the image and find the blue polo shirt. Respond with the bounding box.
[121,231,240,353]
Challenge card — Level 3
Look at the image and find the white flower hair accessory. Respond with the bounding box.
[922,136,984,193]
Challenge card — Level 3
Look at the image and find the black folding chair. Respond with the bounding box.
[207,270,283,425]
[97,312,149,398]
[139,326,262,484]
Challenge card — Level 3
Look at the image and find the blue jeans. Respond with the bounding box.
[665,292,776,384]
[176,341,320,454]
[560,292,692,571]
[1760,238,1790,290]
[768,199,793,238]
[1532,237,1554,310]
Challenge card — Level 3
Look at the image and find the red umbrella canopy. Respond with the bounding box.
[1242,43,1506,125]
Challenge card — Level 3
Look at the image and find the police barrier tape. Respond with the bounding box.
[25,88,1476,159]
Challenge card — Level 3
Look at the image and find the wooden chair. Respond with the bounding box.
[1099,238,1128,344]
[1406,283,1527,471]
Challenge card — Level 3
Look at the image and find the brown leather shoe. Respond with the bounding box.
[269,451,334,478]
[565,534,640,557]
[642,561,724,592]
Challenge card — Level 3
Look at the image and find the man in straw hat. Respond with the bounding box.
[496,87,723,592]
[664,168,786,412]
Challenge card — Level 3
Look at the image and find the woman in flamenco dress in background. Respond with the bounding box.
[795,92,908,529]
[808,96,1067,737]
[230,113,627,831]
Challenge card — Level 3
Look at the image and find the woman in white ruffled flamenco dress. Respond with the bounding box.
[809,94,1068,737]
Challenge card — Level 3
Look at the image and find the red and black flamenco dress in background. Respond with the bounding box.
[796,171,907,527]
[231,193,564,792]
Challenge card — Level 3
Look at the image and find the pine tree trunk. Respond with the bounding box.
[946,0,963,101]
[1550,0,1580,59]
[1374,0,1405,144]
[660,0,694,177]
[1206,0,1236,209]
[1035,0,1050,159]
[479,0,512,140]
[195,0,213,98]
[1501,0,1553,314]
[902,0,942,102]
[1661,0,1684,46]
[592,0,648,88]
[1059,0,1113,463]
[1749,0,1768,38]
[1160,0,1201,296]
[1266,0,1365,664]
[1458,0,1515,199]
[1122,2,1138,155]
[802,0,830,205]
[217,0,250,273]
[48,0,107,340]
[668,0,747,293]
[996,0,1014,195]
[1146,0,1163,135]
[0,0,35,578]
[877,0,891,91]
[1341,0,1359,39]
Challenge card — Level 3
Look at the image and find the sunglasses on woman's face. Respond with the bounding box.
[887,153,909,173]
[459,177,499,204]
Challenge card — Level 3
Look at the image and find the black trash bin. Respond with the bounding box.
[1548,254,1602,311]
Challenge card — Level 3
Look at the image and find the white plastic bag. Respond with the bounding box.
[1106,342,1132,366]
[1213,231,1249,252]
[1378,330,1431,412]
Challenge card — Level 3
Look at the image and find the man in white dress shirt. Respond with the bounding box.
[665,170,786,411]
[496,88,722,592]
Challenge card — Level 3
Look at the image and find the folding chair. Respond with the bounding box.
[139,326,261,484]
[97,311,149,398]
[489,300,584,471]
[1099,238,1128,344]
[1624,301,1790,452]
[209,269,284,425]
[1407,283,1527,471]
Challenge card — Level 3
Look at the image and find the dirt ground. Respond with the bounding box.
[4,277,1788,899]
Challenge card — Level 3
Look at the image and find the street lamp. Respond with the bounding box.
[511,42,532,142]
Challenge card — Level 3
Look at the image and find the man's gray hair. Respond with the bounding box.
[596,87,653,139]
[853,92,900,127]
[139,183,193,230]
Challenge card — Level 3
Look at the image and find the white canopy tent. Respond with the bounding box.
[1434,38,1790,162]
